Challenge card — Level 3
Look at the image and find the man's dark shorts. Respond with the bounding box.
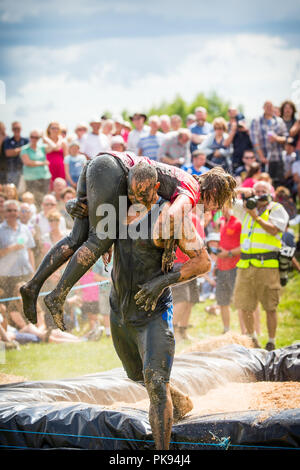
[216,268,237,306]
[172,279,199,304]
[110,306,175,384]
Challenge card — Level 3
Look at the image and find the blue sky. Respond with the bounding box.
[1,0,300,135]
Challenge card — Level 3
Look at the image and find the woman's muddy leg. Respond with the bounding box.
[44,154,128,330]
[44,233,113,330]
[21,218,89,323]
[21,162,90,323]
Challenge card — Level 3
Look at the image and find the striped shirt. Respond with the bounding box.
[137,132,164,160]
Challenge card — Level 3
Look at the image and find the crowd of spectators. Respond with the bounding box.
[0,98,300,351]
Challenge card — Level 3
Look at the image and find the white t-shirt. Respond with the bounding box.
[292,160,300,177]
[233,199,289,233]
[127,126,150,153]
[81,133,110,159]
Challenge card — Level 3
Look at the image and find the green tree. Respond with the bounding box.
[145,91,232,125]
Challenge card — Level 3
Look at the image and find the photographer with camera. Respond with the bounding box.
[233,181,289,350]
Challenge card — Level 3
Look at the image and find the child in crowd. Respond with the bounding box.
[64,141,87,189]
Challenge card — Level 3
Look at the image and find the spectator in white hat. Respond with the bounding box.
[81,116,110,160]
[74,122,88,151]
[111,135,126,152]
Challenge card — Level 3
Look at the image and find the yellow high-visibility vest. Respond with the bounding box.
[237,203,282,269]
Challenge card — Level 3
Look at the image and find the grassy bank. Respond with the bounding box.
[1,273,299,382]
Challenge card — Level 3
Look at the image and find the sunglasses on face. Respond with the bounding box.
[50,127,59,131]
[30,136,39,139]
[44,202,56,206]
[48,218,60,222]
[6,208,18,212]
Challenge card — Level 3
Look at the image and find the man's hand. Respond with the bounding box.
[65,198,88,218]
[134,278,165,312]
[217,248,229,258]
[246,207,258,220]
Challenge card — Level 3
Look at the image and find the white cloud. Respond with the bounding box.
[2,33,300,134]
[1,0,300,23]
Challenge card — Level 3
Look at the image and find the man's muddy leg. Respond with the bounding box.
[145,375,173,450]
[44,155,128,330]
[21,218,89,324]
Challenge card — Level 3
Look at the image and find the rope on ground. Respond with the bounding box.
[0,428,299,450]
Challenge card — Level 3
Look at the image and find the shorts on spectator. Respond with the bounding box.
[81,301,99,316]
[233,265,281,313]
[216,268,237,306]
[172,279,200,304]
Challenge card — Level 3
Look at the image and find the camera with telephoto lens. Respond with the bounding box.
[278,245,296,286]
[242,194,271,210]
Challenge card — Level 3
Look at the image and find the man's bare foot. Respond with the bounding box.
[170,385,193,422]
[20,283,38,324]
[44,293,66,331]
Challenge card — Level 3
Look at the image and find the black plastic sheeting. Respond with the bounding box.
[0,343,299,450]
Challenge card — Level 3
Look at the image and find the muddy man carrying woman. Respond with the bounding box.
[21,151,236,331]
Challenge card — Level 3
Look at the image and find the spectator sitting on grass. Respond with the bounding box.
[3,282,87,344]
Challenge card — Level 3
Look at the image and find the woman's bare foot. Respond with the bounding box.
[44,293,66,331]
[20,283,39,324]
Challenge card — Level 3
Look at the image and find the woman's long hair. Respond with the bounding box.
[193,166,237,209]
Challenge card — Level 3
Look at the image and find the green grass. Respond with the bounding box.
[1,273,300,382]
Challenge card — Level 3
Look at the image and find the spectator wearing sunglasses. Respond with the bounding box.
[0,199,35,316]
[20,130,51,208]
[35,194,66,237]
